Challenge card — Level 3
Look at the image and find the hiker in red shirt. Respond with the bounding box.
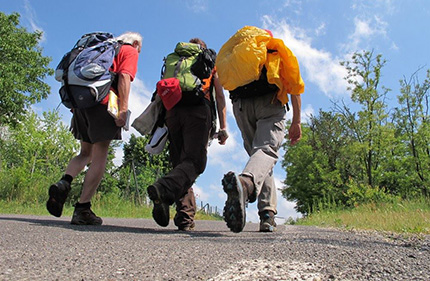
[46,32,142,225]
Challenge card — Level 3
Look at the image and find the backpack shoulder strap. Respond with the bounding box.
[173,57,185,78]
[114,40,129,56]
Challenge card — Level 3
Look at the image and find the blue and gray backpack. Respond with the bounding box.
[55,32,123,109]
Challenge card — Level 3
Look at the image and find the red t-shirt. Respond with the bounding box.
[111,44,139,81]
[101,44,139,104]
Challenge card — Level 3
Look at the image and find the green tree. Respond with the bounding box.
[0,12,53,127]
[339,50,391,188]
[282,51,400,214]
[282,111,348,214]
[118,134,171,203]
[393,69,430,196]
[0,110,78,202]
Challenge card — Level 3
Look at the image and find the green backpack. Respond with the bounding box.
[162,42,202,92]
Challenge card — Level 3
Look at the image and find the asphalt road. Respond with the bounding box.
[0,214,429,281]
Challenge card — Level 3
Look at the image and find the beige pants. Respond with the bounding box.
[232,93,286,214]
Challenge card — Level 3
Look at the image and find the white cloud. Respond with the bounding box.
[390,42,399,51]
[343,16,388,53]
[345,1,396,54]
[315,22,326,37]
[352,0,397,16]
[112,76,153,166]
[186,0,208,13]
[120,76,153,139]
[113,146,124,167]
[282,0,302,16]
[261,1,395,99]
[303,104,315,122]
[207,129,247,173]
[262,16,349,97]
[24,0,46,42]
[224,90,234,118]
[274,175,301,223]
[247,208,259,224]
[286,103,314,124]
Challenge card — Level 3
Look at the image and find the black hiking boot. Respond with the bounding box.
[71,205,103,225]
[147,184,170,227]
[46,180,71,217]
[222,171,248,233]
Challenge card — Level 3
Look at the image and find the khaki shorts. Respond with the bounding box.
[70,104,121,144]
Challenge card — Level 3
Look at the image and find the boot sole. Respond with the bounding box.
[222,172,246,233]
[71,218,103,225]
[148,185,170,227]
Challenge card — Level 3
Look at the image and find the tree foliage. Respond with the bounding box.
[282,51,430,214]
[0,108,172,207]
[0,12,53,127]
[117,134,171,203]
[0,110,78,202]
[393,70,430,196]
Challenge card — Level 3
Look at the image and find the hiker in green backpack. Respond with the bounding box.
[147,38,228,231]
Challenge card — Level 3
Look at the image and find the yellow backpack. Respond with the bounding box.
[216,26,305,105]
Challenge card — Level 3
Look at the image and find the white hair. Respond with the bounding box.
[116,32,143,45]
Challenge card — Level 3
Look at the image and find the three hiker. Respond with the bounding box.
[47,26,304,233]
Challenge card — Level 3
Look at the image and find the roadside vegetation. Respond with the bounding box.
[281,51,430,235]
[0,196,220,221]
[292,198,430,235]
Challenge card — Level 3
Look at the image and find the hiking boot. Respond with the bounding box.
[222,171,248,233]
[259,211,276,232]
[46,179,71,217]
[177,222,195,231]
[71,206,103,225]
[147,185,170,227]
[239,175,256,203]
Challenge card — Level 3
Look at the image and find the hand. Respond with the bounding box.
[217,129,229,145]
[115,110,128,127]
[288,122,302,146]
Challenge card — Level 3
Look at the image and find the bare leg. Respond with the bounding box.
[65,141,93,177]
[78,140,111,203]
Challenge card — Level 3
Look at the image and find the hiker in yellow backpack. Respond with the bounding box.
[216,26,304,232]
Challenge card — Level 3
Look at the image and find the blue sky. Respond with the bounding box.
[2,0,430,223]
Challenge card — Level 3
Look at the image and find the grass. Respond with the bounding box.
[3,197,428,234]
[0,199,221,221]
[295,198,430,235]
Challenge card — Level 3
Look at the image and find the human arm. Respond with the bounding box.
[214,73,228,145]
[288,94,302,145]
[111,44,140,128]
[115,72,131,127]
